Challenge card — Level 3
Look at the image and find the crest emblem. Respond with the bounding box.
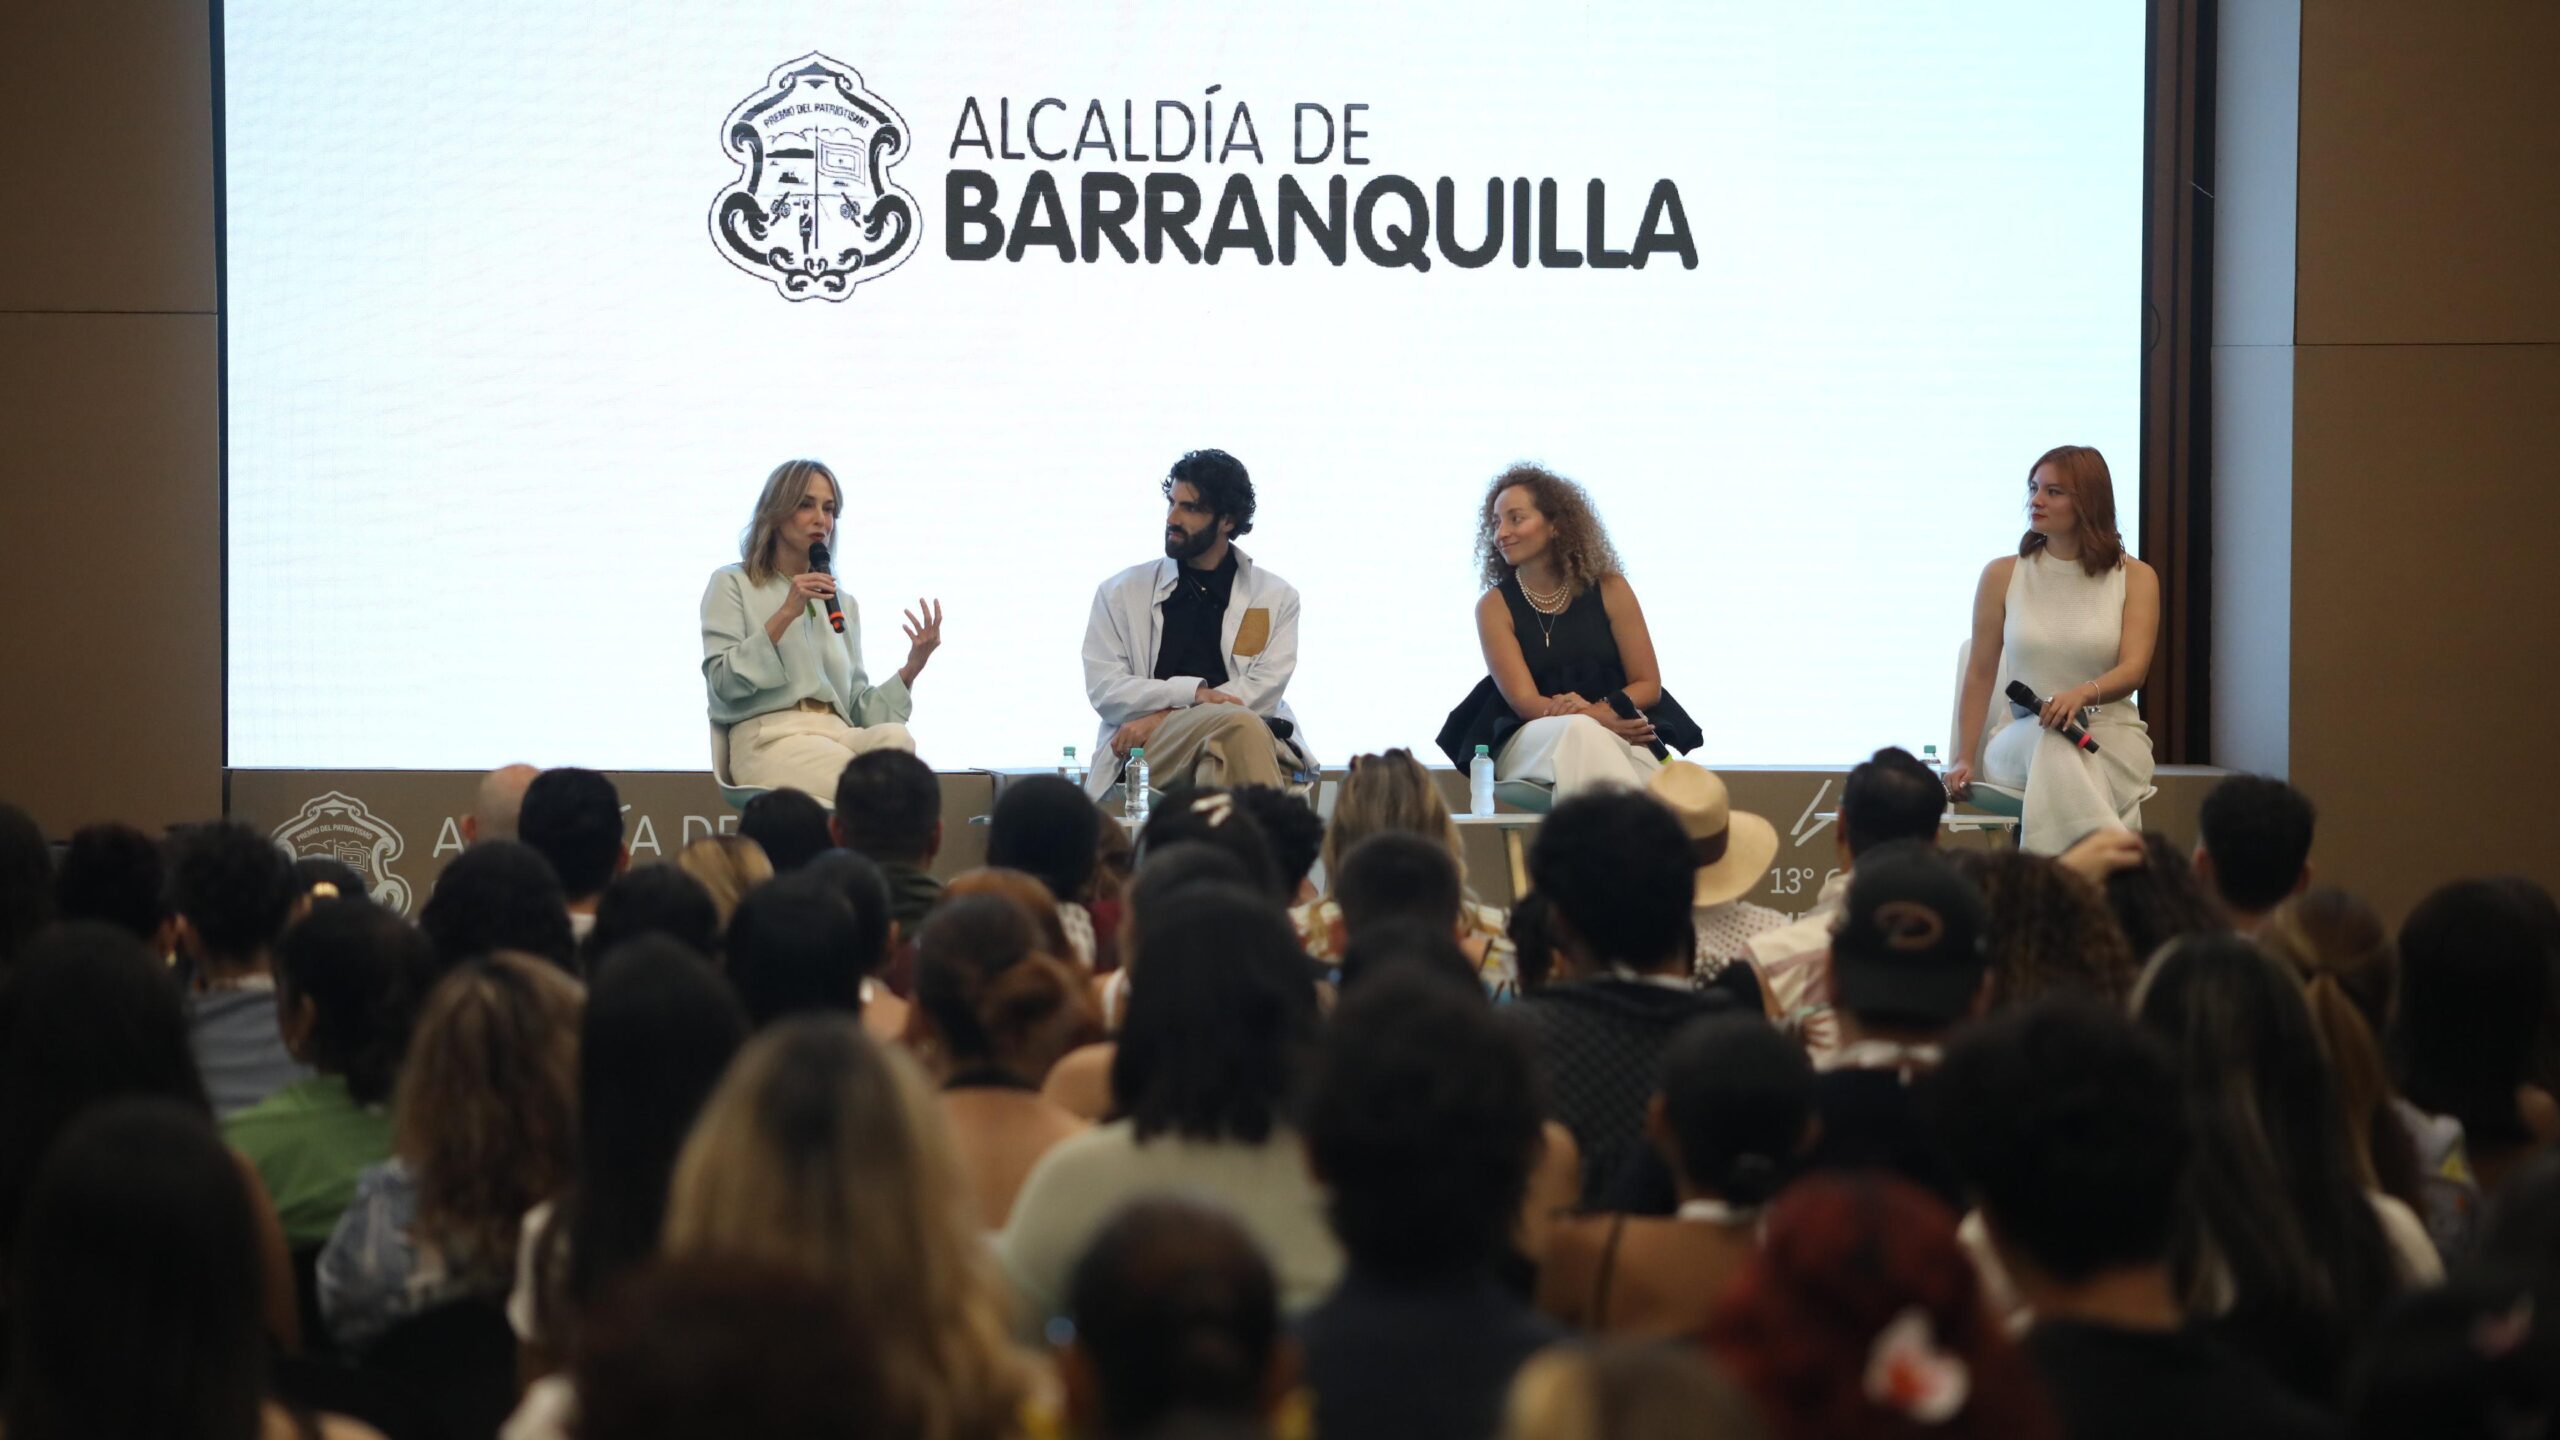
[271,791,415,915]
[711,52,920,300]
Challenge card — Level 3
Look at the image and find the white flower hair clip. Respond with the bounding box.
[1189,792,1236,827]
[1863,1306,1970,1425]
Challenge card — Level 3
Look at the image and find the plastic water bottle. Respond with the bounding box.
[1469,744,1496,817]
[1921,744,1942,772]
[1127,748,1150,825]
[1059,745,1081,787]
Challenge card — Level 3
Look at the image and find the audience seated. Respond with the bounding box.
[1645,761,1785,992]
[571,1259,893,1440]
[2102,831,2226,962]
[318,953,581,1351]
[1799,840,1986,1209]
[0,802,52,967]
[1229,782,1325,908]
[1063,1197,1296,1440]
[722,876,866,1028]
[578,861,721,970]
[1934,999,2341,1440]
[9,1099,376,1440]
[1745,746,1946,1058]
[1294,751,1513,986]
[461,763,539,845]
[911,894,1099,1228]
[1539,1013,1815,1338]
[2193,774,2317,932]
[2260,888,2429,1220]
[1299,966,1558,1440]
[736,786,835,873]
[1334,831,1469,954]
[2342,1277,2553,1440]
[519,767,628,941]
[663,1018,1029,1440]
[789,848,904,1041]
[52,820,171,946]
[2132,933,2422,1405]
[286,856,370,920]
[943,866,1081,963]
[416,840,577,974]
[670,834,773,931]
[225,900,431,1250]
[1505,890,1566,993]
[1708,1171,2060,1440]
[1513,790,1739,1204]
[169,819,309,1114]
[1138,787,1286,901]
[986,774,1109,968]
[1334,914,1481,996]
[832,749,947,929]
[1000,883,1338,1319]
[1502,1340,1770,1440]
[1947,848,2139,1009]
[2501,876,2560,1119]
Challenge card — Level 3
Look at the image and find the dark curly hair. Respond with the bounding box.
[1164,449,1254,538]
[1947,849,2138,1010]
[1474,462,1625,593]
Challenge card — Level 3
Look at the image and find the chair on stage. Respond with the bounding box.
[709,721,769,811]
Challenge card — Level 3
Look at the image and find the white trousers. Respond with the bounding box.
[1495,714,1662,798]
[1981,706,2153,855]
[729,709,916,802]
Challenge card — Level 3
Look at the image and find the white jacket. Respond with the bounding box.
[1079,548,1311,797]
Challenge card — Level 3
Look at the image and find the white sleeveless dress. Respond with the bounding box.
[1981,552,2154,854]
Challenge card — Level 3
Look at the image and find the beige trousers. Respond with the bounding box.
[1133,704,1288,791]
[730,710,916,802]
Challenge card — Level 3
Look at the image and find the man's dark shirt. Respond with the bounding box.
[1153,549,1238,688]
[1297,1267,1561,1440]
[1805,1061,1967,1210]
[1507,978,1737,1204]
[2026,1319,2340,1440]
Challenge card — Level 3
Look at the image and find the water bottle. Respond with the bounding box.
[1469,744,1496,817]
[1921,744,1942,772]
[1059,745,1081,787]
[1127,748,1150,825]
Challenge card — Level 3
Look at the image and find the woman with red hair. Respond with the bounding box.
[1704,1172,2058,1440]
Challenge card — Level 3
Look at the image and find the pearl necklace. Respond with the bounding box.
[1518,576,1572,613]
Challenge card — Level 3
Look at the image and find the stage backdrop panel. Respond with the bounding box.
[221,1,2144,772]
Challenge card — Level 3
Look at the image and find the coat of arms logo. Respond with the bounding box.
[270,791,415,915]
[711,52,921,301]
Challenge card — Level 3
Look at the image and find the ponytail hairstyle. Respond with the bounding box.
[2260,888,2422,1208]
[2018,445,2126,577]
[912,892,1097,1083]
[1658,1013,1816,1209]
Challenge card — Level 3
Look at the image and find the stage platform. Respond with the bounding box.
[228,764,2229,919]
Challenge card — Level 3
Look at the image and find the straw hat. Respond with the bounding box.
[1647,761,1780,908]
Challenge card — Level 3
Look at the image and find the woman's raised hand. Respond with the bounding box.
[899,598,944,684]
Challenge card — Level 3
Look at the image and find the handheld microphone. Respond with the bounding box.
[2007,680,2100,754]
[806,540,845,635]
[1606,691,1672,761]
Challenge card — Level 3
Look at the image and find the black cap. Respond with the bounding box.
[1831,841,1988,1028]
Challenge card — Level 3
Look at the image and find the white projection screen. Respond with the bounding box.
[220,2,2147,773]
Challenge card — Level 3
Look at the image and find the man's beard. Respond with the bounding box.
[1165,524,1218,561]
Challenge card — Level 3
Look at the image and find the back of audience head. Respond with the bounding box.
[285,854,368,922]
[1505,890,1567,991]
[53,822,166,944]
[0,923,207,1245]
[1323,749,1463,891]
[673,834,773,930]
[1115,884,1317,1144]
[7,1099,267,1440]
[1138,788,1282,901]
[1654,1013,1816,1208]
[166,819,293,972]
[2132,932,2400,1364]
[1065,1197,1289,1440]
[1503,1341,1771,1440]
[1118,842,1255,973]
[576,1259,894,1440]
[1528,790,1695,977]
[1706,1172,2058,1440]
[463,762,538,844]
[1335,917,1480,998]
[831,749,943,867]
[0,803,53,967]
[1839,746,1945,858]
[275,898,434,1108]
[1334,829,1464,945]
[1308,967,1543,1282]
[418,838,576,973]
[518,765,627,903]
[2479,1149,2560,1309]
[914,893,1096,1082]
[986,775,1105,906]
[1933,999,2187,1292]
[2195,773,2316,920]
[2261,886,2422,1203]
[791,848,894,975]
[2344,1277,2555,1440]
[944,866,1076,962]
[396,952,582,1274]
[1228,785,1323,904]
[583,862,722,968]
[1946,848,2136,1010]
[737,786,834,874]
[2394,878,2558,1156]
[665,1018,1022,1440]
[554,938,749,1344]
[2102,830,2226,962]
[1827,841,1990,1036]
[724,876,865,1027]
[2493,875,2560,1104]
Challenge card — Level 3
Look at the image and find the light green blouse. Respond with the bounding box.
[700,563,912,728]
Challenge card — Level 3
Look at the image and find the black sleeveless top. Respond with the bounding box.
[1435,577,1703,767]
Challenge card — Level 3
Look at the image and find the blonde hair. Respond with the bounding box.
[2262,888,2403,1193]
[1323,749,1464,891]
[1475,463,1625,595]
[740,459,841,584]
[395,952,583,1281]
[676,835,773,929]
[2019,444,2126,578]
[1504,1341,1769,1440]
[665,1019,1026,1440]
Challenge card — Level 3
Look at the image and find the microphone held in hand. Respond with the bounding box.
[1607,690,1672,761]
[806,540,846,635]
[2006,680,2099,754]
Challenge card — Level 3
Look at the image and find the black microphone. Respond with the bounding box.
[2006,680,2099,754]
[806,540,845,635]
[1607,691,1672,761]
